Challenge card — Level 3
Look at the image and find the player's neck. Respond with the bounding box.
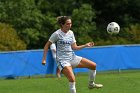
[61,28,69,33]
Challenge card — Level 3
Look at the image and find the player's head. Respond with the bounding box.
[57,16,72,30]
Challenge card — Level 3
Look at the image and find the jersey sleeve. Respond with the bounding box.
[71,31,76,43]
[49,32,58,43]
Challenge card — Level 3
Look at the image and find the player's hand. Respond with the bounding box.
[42,60,46,65]
[86,42,94,47]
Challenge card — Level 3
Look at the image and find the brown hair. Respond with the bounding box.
[57,16,71,27]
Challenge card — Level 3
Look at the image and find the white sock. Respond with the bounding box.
[69,82,76,93]
[89,70,96,84]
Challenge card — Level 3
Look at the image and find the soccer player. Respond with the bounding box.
[50,43,61,78]
[42,16,103,93]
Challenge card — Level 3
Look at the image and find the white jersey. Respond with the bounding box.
[49,29,76,62]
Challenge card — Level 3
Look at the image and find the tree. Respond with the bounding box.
[0,23,26,51]
[124,24,140,44]
[0,0,57,49]
[72,4,96,44]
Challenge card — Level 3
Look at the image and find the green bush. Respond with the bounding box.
[0,23,27,51]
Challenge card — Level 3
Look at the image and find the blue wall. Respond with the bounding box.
[0,45,140,77]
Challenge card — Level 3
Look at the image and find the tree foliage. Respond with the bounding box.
[0,23,26,51]
[0,0,140,51]
[72,4,96,44]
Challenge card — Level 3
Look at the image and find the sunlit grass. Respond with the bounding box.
[0,70,140,93]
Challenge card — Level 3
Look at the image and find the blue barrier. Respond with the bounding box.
[0,45,140,77]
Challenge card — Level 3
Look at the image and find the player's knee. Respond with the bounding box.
[91,62,96,70]
[69,79,75,82]
[68,77,75,82]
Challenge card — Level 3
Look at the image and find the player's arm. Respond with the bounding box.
[42,41,52,65]
[72,42,94,50]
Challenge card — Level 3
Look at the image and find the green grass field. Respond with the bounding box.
[0,70,140,93]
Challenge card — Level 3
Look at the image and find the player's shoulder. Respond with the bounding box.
[51,29,60,37]
[69,30,73,33]
[53,29,60,34]
[68,30,74,34]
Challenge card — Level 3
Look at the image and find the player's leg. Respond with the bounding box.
[77,58,96,82]
[62,66,76,93]
[56,67,61,78]
[77,58,103,89]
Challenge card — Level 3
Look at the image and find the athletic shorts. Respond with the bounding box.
[57,55,82,72]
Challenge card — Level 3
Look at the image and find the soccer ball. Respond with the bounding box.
[107,22,120,35]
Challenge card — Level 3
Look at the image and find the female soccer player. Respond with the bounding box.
[42,16,103,93]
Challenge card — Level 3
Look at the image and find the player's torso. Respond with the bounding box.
[56,30,75,61]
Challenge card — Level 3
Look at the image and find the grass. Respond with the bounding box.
[0,70,140,93]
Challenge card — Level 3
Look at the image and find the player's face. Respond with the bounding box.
[62,19,72,32]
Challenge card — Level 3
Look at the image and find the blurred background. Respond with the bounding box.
[0,0,140,51]
[0,1,140,93]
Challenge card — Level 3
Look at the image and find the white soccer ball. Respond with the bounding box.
[107,22,120,35]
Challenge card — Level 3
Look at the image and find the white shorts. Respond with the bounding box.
[57,55,82,72]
